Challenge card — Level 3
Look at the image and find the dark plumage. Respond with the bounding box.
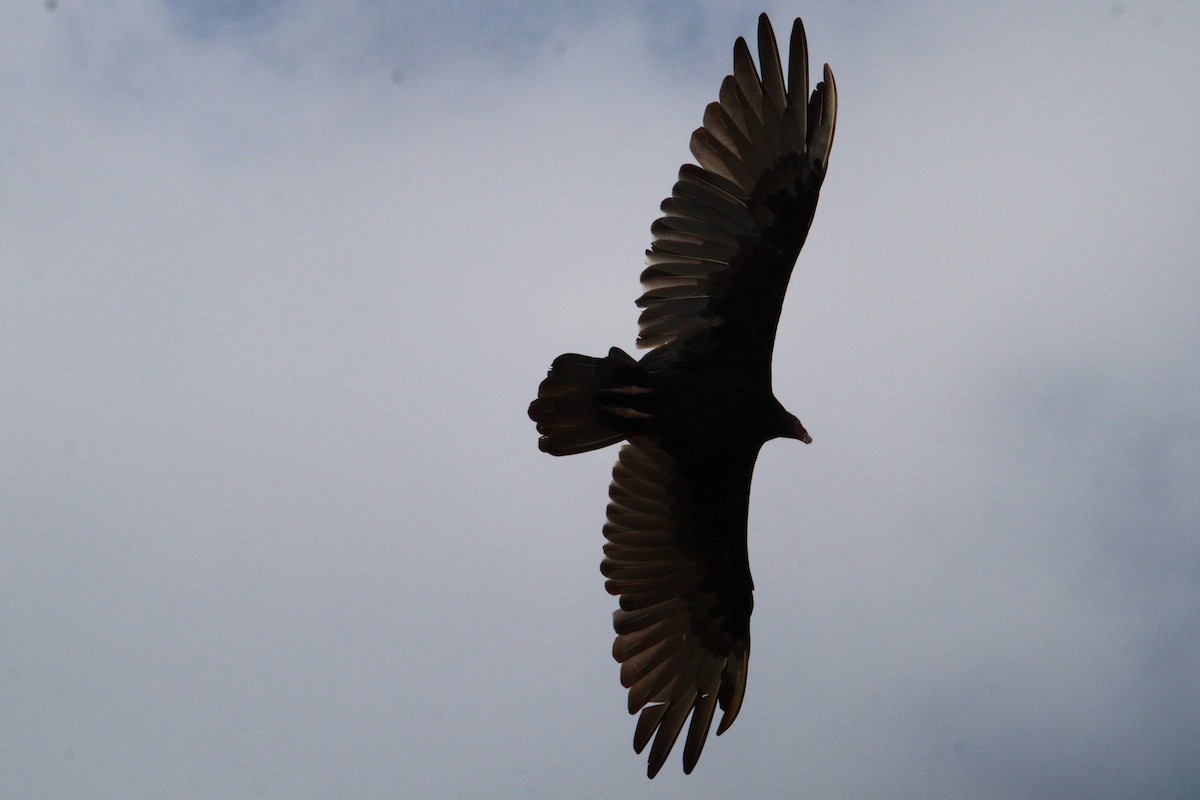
[528,13,837,778]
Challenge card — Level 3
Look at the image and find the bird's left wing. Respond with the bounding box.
[602,436,758,777]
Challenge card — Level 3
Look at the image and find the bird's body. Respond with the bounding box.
[528,13,837,778]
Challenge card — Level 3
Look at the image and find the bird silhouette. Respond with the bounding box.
[529,13,837,778]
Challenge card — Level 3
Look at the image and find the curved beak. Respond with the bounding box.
[787,417,812,444]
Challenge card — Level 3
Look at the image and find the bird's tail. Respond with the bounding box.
[528,347,652,456]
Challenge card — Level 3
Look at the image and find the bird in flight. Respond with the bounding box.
[528,13,837,778]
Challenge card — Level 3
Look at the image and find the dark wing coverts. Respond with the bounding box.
[637,15,836,357]
[603,15,837,777]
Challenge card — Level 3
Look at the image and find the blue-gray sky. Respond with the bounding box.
[3,1,1198,797]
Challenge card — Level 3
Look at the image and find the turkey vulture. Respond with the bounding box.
[527,13,837,777]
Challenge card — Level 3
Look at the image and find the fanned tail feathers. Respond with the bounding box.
[528,347,651,456]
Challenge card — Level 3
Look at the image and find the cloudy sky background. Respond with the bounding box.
[3,0,1198,797]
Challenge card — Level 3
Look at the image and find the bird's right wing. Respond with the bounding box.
[602,436,758,777]
[637,14,837,360]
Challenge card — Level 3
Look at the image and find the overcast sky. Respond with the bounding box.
[3,1,1198,797]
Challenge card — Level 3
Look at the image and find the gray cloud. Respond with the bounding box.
[2,1,1197,797]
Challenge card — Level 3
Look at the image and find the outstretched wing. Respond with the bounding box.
[637,14,837,358]
[602,436,759,777]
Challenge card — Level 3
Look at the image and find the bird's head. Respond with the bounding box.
[781,411,812,444]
